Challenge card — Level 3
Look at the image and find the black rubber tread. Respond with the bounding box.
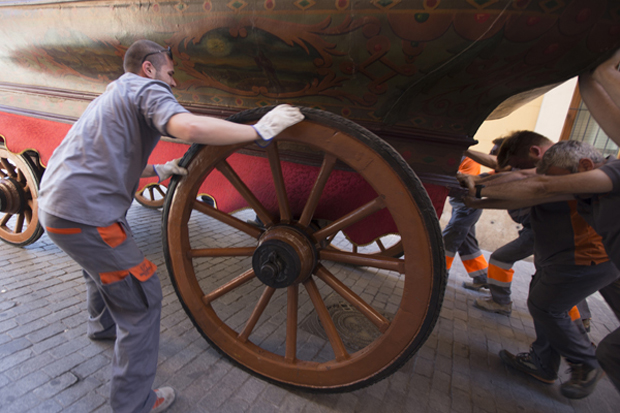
[162,106,447,392]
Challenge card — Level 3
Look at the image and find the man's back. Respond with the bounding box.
[38,73,187,227]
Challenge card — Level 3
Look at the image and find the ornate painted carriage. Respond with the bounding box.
[1,0,619,391]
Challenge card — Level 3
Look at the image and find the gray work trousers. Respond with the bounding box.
[443,198,487,279]
[597,278,620,394]
[528,261,620,375]
[488,226,535,304]
[40,211,161,413]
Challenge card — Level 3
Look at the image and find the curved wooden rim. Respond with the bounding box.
[165,119,440,389]
[0,145,41,245]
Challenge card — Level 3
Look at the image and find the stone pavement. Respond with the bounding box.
[1,201,619,413]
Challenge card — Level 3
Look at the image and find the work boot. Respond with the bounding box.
[462,280,489,291]
[152,387,176,413]
[560,363,604,399]
[582,318,592,333]
[499,349,557,384]
[87,324,117,341]
[474,297,512,316]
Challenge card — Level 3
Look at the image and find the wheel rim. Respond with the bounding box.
[163,109,445,391]
[135,183,167,209]
[0,146,43,246]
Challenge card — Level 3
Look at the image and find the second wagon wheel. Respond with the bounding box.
[163,107,446,391]
[0,144,44,247]
[135,183,167,209]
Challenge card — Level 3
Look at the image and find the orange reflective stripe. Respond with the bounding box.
[462,255,488,273]
[97,223,127,248]
[569,305,581,321]
[46,226,82,235]
[128,258,157,282]
[100,270,130,285]
[445,255,455,270]
[488,264,514,283]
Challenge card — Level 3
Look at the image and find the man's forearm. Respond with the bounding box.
[141,164,156,178]
[475,170,613,200]
[464,149,498,170]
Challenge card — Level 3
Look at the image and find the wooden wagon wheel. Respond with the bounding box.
[321,225,403,258]
[0,145,44,247]
[135,183,167,209]
[163,108,446,391]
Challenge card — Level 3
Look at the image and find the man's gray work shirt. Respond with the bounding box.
[38,73,189,227]
[577,158,620,269]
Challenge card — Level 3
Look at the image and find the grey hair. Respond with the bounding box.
[536,141,605,174]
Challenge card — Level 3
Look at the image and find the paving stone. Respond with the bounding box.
[33,371,79,400]
[1,201,619,412]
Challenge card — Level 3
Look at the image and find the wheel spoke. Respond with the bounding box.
[285,284,299,362]
[148,186,155,200]
[238,286,276,342]
[1,213,11,227]
[319,249,405,273]
[188,247,255,258]
[1,159,15,177]
[376,238,386,252]
[24,208,32,225]
[299,154,337,227]
[312,196,386,242]
[202,268,256,305]
[266,143,292,222]
[155,185,166,197]
[314,265,391,333]
[193,198,262,239]
[216,160,274,226]
[303,277,349,361]
[14,213,24,233]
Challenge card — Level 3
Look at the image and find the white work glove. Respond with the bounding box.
[252,104,304,141]
[153,159,188,182]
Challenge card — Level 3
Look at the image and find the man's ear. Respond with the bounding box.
[140,61,156,79]
[529,145,542,159]
[578,158,595,172]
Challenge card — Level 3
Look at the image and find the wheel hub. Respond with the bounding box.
[252,225,317,288]
[0,177,26,214]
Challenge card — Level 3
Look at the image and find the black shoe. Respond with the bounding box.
[499,349,557,384]
[560,362,604,399]
[88,325,117,341]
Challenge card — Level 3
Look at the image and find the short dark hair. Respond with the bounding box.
[537,141,605,174]
[123,39,169,74]
[496,130,553,168]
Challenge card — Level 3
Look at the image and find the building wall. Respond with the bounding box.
[439,79,577,255]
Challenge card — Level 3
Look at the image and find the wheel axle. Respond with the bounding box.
[252,225,317,288]
[0,177,26,214]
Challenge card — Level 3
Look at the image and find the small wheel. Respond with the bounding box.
[319,221,403,259]
[135,183,167,209]
[163,107,446,391]
[0,145,44,247]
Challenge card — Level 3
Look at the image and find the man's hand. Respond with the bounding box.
[253,104,304,141]
[456,173,477,196]
[154,158,188,182]
[462,196,483,209]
